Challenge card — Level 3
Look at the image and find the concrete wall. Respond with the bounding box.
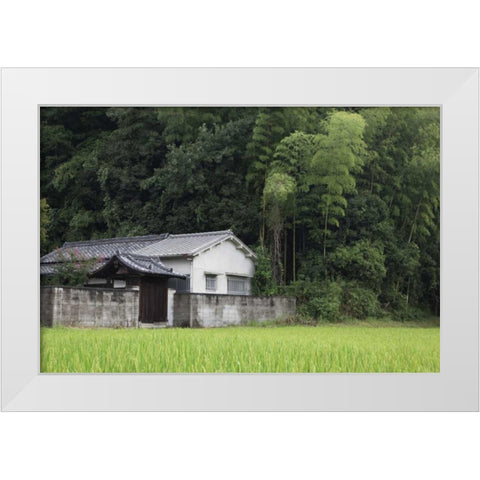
[173,293,296,328]
[167,288,175,326]
[41,287,296,329]
[41,286,139,328]
[190,239,255,294]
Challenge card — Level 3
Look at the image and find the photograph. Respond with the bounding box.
[39,105,440,373]
[1,3,479,478]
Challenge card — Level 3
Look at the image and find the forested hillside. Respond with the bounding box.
[40,107,440,320]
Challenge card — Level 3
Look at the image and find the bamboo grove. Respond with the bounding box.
[40,107,440,321]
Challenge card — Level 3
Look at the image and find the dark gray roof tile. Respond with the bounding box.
[135,230,233,257]
[90,253,185,278]
[41,234,168,264]
[40,230,256,276]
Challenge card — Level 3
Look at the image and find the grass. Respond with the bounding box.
[40,322,440,373]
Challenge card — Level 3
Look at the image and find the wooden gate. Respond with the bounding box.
[138,277,168,323]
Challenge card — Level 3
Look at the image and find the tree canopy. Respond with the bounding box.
[41,106,440,320]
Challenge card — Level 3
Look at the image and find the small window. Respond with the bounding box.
[205,274,217,291]
[227,275,249,295]
[168,275,191,292]
[113,279,126,289]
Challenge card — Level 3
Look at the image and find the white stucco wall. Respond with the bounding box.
[159,257,192,276]
[190,239,255,294]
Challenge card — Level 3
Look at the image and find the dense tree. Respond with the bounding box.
[270,131,322,281]
[263,171,296,284]
[330,240,386,292]
[40,107,116,246]
[246,107,326,244]
[40,198,51,255]
[40,106,440,320]
[141,115,258,242]
[309,112,366,265]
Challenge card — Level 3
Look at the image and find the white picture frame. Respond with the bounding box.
[1,68,478,411]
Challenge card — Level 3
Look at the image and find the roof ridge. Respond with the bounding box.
[170,230,232,238]
[118,252,170,268]
[63,233,168,247]
[124,252,165,262]
[89,251,185,278]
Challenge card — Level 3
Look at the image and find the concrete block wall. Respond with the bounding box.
[41,286,139,328]
[172,292,192,327]
[41,287,296,329]
[173,293,296,328]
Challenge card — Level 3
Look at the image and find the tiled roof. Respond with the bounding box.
[40,234,169,264]
[134,230,234,257]
[40,260,108,276]
[40,263,60,275]
[90,254,185,279]
[40,230,256,275]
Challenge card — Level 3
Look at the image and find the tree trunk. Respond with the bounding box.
[323,205,329,279]
[408,200,422,244]
[389,192,395,209]
[261,194,266,247]
[323,207,329,262]
[283,226,287,285]
[370,162,375,193]
[292,208,296,283]
[272,224,282,284]
[406,277,411,305]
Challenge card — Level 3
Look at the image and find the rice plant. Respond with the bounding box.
[40,324,440,373]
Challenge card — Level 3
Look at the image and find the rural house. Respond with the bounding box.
[40,230,257,294]
[40,230,297,328]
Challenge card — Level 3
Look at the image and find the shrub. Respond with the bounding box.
[329,240,386,291]
[251,246,278,296]
[292,279,382,322]
[382,289,426,322]
[340,282,380,319]
[294,280,343,322]
[43,249,99,287]
[391,298,426,322]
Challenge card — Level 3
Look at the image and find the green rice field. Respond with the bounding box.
[40,323,440,373]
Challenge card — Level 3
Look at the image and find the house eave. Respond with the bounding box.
[89,254,186,279]
[190,234,257,260]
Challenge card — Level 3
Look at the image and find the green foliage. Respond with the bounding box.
[41,325,440,373]
[388,292,427,322]
[40,198,51,254]
[40,107,116,249]
[292,279,381,322]
[293,279,343,322]
[340,282,381,319]
[263,171,296,283]
[341,193,390,243]
[141,116,258,241]
[250,247,277,296]
[272,131,320,178]
[311,113,366,200]
[264,171,296,208]
[43,250,99,286]
[307,112,367,263]
[40,106,440,320]
[330,240,386,291]
[246,107,322,190]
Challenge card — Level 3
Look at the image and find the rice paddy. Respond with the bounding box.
[40,323,440,373]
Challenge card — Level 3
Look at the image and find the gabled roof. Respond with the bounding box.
[89,254,185,279]
[134,230,256,258]
[40,234,169,264]
[40,230,257,275]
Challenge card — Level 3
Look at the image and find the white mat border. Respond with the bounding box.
[1,68,477,411]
